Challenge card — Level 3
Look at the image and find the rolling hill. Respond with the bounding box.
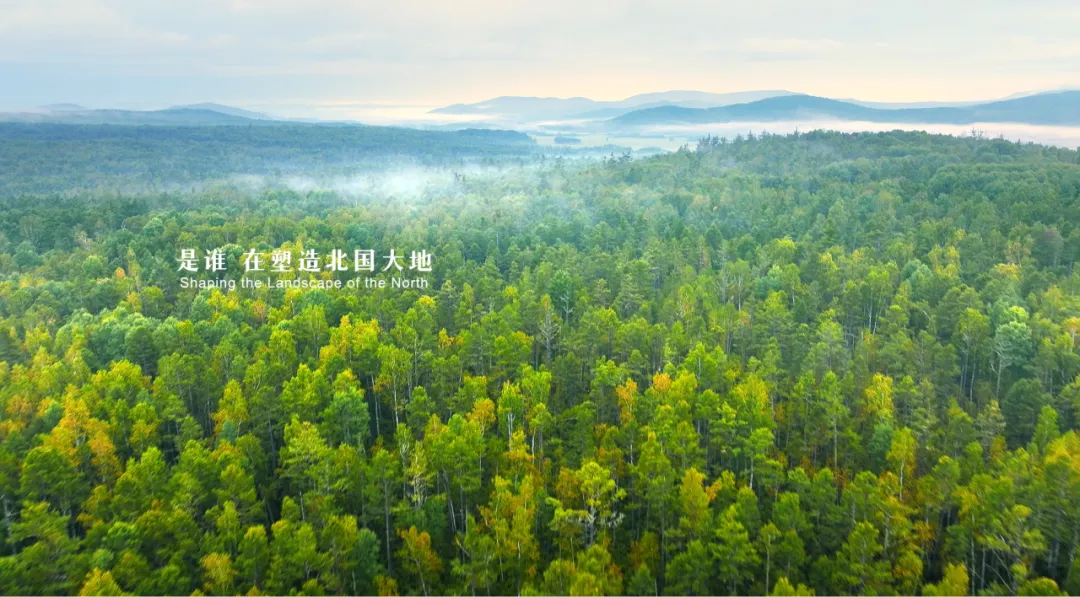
[429,90,799,121]
[169,103,274,120]
[0,107,262,126]
[612,90,1080,127]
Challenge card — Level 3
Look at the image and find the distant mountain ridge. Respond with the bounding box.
[0,107,263,126]
[39,103,88,112]
[169,103,273,120]
[430,90,800,121]
[6,89,1079,130]
[612,91,1080,127]
[0,102,282,125]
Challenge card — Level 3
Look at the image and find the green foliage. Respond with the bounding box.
[1,130,1080,595]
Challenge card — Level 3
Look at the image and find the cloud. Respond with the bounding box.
[0,0,1076,109]
[739,38,843,54]
[1023,40,1080,59]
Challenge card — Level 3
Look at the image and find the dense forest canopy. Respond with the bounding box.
[0,123,541,197]
[2,129,1080,595]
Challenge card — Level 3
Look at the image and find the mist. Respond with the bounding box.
[638,120,1080,149]
[227,161,553,203]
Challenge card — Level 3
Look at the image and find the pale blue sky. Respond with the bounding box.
[2,0,1078,111]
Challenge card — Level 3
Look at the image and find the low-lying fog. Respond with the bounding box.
[219,121,1078,201]
[626,120,1080,150]
[228,162,550,202]
[238,101,1080,151]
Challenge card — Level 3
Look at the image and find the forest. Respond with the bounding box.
[2,129,1080,596]
[0,123,540,197]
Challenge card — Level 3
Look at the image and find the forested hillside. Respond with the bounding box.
[0,123,538,197]
[2,130,1080,595]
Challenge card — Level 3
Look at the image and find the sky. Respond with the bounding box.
[2,0,1079,115]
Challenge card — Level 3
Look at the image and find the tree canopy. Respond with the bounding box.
[1,128,1080,595]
